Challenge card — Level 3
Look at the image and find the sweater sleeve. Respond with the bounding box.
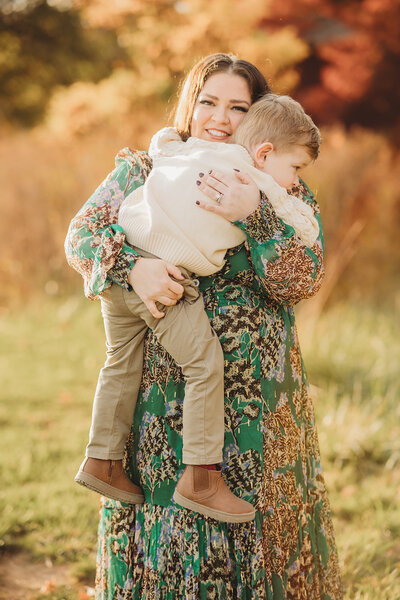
[64,148,153,299]
[234,181,325,306]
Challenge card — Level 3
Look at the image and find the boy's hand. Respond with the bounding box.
[195,169,260,222]
[128,258,184,319]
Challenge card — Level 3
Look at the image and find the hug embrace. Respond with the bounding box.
[66,53,343,599]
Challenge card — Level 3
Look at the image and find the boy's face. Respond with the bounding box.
[260,146,312,189]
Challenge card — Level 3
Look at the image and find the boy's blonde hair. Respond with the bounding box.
[234,93,321,160]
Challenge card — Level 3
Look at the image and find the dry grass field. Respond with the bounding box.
[0,295,399,599]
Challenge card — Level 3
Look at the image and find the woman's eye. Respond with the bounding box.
[232,106,248,112]
[199,100,213,106]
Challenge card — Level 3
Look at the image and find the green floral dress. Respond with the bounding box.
[65,148,343,599]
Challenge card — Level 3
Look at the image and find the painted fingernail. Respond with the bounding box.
[233,168,240,172]
[199,172,204,177]
[196,180,201,186]
[195,201,200,205]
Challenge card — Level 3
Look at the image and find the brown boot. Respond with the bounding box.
[75,457,144,504]
[173,466,255,523]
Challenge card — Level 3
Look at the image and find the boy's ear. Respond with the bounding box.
[253,142,274,169]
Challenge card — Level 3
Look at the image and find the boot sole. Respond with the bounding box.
[75,471,144,504]
[173,490,255,523]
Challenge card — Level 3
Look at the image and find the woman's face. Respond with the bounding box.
[190,72,252,143]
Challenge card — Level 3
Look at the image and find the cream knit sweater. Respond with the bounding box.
[118,128,319,276]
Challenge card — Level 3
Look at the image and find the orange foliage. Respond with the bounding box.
[262,0,400,136]
[305,127,400,307]
[1,0,399,307]
[45,1,308,136]
[319,34,381,101]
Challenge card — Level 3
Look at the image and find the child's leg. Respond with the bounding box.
[126,277,255,522]
[76,283,148,503]
[125,276,225,465]
[86,284,148,460]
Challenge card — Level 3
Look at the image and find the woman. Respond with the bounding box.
[66,54,342,599]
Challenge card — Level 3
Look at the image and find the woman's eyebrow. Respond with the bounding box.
[200,93,250,106]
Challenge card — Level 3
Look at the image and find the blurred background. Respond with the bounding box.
[0,0,399,306]
[0,1,399,599]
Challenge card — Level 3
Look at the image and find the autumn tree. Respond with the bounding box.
[0,0,126,126]
[262,0,400,139]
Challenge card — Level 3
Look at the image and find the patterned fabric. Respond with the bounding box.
[65,148,153,299]
[65,150,342,599]
[108,243,138,291]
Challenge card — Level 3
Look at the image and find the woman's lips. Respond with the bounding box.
[205,128,231,140]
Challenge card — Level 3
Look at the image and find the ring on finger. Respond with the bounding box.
[215,191,223,204]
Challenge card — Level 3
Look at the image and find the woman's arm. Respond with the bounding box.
[65,148,153,299]
[196,170,324,306]
[65,147,184,313]
[234,180,325,306]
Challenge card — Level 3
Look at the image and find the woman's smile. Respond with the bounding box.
[190,72,251,143]
[206,128,230,138]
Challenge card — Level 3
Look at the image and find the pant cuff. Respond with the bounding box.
[85,449,124,460]
[182,453,223,465]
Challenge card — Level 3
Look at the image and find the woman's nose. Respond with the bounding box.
[211,104,229,124]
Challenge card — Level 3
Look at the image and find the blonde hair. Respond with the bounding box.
[234,94,321,159]
[173,54,270,141]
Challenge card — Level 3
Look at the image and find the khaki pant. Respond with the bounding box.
[86,277,224,465]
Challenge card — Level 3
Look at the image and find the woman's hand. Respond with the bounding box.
[128,258,185,319]
[195,169,260,222]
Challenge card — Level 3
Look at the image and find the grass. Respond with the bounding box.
[0,294,104,577]
[298,300,400,599]
[1,294,399,598]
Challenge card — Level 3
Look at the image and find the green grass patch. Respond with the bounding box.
[0,294,105,567]
[299,300,400,599]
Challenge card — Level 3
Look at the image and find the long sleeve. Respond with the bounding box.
[234,180,324,306]
[65,148,152,299]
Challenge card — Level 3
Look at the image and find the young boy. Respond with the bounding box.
[75,94,321,523]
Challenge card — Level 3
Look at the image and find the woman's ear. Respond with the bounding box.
[252,142,274,169]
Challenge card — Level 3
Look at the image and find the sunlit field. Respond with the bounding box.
[1,296,399,599]
[299,301,400,599]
